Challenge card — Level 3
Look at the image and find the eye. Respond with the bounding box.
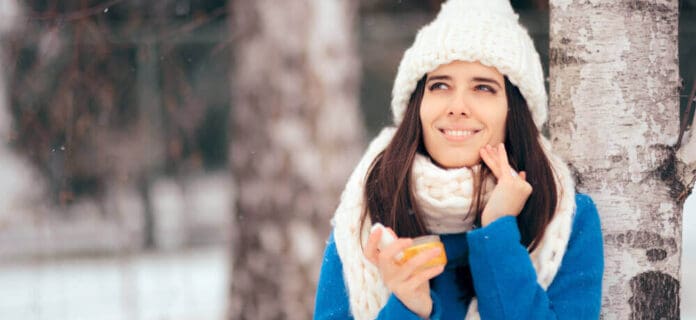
[475,84,497,94]
[428,82,449,91]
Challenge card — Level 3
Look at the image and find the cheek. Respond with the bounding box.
[484,107,508,142]
[495,113,508,140]
[419,104,439,151]
[419,101,438,129]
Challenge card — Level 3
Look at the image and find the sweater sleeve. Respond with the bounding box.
[314,233,353,319]
[314,233,440,320]
[466,194,604,319]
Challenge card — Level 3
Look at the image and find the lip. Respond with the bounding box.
[438,127,482,142]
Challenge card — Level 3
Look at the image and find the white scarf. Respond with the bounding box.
[330,127,577,319]
[411,154,494,234]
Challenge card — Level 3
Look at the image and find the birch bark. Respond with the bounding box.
[549,0,688,318]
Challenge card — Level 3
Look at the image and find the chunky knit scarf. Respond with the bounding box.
[330,127,576,319]
[411,154,494,234]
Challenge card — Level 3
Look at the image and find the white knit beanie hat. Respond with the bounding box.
[391,0,547,128]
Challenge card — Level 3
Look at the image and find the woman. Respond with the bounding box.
[315,0,604,319]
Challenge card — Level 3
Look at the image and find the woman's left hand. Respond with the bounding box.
[478,143,533,227]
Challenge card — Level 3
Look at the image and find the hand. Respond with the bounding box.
[478,143,533,227]
[364,226,445,319]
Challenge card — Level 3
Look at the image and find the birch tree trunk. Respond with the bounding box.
[549,1,690,318]
[228,1,364,319]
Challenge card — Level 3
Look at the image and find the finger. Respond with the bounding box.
[379,238,413,265]
[390,247,443,284]
[405,265,446,291]
[487,144,502,167]
[496,143,513,173]
[480,145,501,178]
[378,239,414,281]
[399,247,443,277]
[364,227,382,264]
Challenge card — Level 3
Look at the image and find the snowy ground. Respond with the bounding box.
[0,167,232,320]
[0,246,228,320]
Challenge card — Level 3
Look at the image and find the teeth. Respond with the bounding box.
[444,130,475,137]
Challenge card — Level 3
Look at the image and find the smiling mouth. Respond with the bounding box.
[439,128,481,139]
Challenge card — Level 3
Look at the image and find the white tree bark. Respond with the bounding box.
[228,1,364,319]
[549,0,688,318]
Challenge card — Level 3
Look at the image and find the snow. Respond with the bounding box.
[0,246,228,320]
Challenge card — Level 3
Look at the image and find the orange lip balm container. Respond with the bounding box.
[372,223,447,269]
[400,235,447,269]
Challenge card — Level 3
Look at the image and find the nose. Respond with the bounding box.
[447,91,471,117]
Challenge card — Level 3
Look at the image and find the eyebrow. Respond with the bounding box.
[426,75,503,89]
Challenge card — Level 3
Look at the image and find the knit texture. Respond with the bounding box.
[330,127,576,319]
[391,0,547,128]
[411,154,494,234]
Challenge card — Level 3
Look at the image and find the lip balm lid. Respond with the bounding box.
[371,223,396,249]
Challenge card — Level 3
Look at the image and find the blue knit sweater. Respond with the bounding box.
[314,194,603,319]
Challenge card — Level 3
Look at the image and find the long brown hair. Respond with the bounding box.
[360,74,558,251]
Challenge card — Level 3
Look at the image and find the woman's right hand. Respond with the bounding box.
[364,226,445,319]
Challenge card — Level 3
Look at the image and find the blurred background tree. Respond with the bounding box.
[227,1,364,318]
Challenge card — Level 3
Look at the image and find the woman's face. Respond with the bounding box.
[420,60,508,169]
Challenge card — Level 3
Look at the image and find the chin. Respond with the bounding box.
[434,156,479,169]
